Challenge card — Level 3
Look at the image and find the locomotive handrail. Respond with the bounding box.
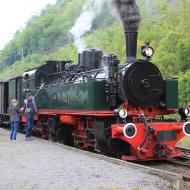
[48,71,64,76]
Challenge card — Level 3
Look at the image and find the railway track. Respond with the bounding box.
[140,146,190,189]
[176,146,190,157]
[168,158,190,183]
[170,147,190,184]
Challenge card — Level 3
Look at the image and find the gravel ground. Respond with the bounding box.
[0,128,174,190]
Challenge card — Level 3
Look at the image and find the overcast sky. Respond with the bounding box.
[0,0,56,50]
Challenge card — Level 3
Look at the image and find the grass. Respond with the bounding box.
[178,136,190,147]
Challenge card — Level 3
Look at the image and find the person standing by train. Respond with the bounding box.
[23,84,44,141]
[9,99,20,142]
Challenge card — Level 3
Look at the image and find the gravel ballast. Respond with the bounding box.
[0,128,179,190]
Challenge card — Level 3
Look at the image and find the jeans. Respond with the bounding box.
[25,115,34,137]
[10,121,19,141]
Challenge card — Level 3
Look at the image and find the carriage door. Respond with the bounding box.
[9,79,17,107]
[4,82,9,114]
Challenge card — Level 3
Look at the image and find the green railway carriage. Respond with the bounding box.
[0,81,9,115]
[0,77,23,124]
[9,77,23,106]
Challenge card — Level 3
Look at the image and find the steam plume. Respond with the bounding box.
[113,0,141,32]
[70,0,106,53]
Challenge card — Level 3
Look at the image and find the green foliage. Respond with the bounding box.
[0,53,47,80]
[0,0,85,68]
[179,71,190,106]
[48,43,78,62]
[0,0,190,106]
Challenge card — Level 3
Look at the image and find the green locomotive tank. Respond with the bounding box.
[36,80,109,111]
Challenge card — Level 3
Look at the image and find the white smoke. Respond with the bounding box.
[70,0,106,53]
[109,0,120,20]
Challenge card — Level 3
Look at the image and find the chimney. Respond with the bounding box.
[125,32,138,63]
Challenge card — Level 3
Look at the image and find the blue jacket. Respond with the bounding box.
[24,89,41,117]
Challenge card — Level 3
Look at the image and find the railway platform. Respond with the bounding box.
[0,128,183,190]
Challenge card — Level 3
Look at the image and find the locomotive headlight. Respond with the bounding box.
[114,108,128,119]
[145,47,154,57]
[141,44,154,58]
[183,122,190,136]
[123,123,137,138]
[185,108,190,117]
[118,108,128,119]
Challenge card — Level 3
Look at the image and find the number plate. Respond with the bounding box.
[157,130,177,142]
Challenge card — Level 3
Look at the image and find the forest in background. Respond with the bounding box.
[0,0,190,105]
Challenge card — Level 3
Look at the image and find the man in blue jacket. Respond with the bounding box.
[24,85,43,141]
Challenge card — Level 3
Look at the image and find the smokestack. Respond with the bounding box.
[113,0,141,63]
[125,32,138,63]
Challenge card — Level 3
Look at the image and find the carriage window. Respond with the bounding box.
[36,73,46,87]
[22,74,29,91]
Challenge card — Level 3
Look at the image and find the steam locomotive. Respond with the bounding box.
[0,31,190,161]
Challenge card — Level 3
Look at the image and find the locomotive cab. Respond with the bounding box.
[35,61,70,87]
[22,69,37,91]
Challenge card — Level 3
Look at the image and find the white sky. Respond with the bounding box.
[0,0,56,50]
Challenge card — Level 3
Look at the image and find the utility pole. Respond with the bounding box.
[21,47,24,60]
[146,0,151,9]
